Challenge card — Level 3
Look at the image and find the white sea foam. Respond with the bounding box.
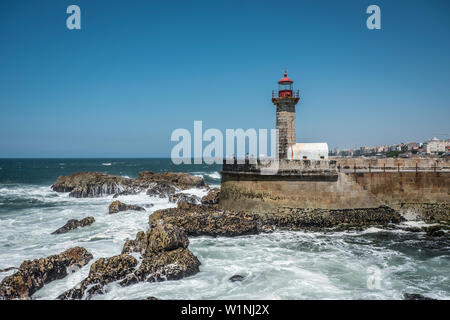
[206,172,221,180]
[0,183,449,300]
[102,163,112,166]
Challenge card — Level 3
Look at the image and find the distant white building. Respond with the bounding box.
[287,143,329,160]
[424,137,447,154]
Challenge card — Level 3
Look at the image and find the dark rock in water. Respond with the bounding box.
[147,182,177,198]
[51,216,95,234]
[109,201,145,214]
[422,225,446,237]
[405,227,422,233]
[113,190,139,198]
[58,254,138,300]
[403,293,436,300]
[51,171,205,198]
[169,193,200,205]
[137,171,205,189]
[52,172,131,198]
[61,223,200,300]
[229,275,245,282]
[0,247,93,300]
[123,223,189,256]
[201,188,220,205]
[149,205,261,237]
[122,223,200,284]
[0,267,18,273]
[145,296,159,300]
[128,247,200,284]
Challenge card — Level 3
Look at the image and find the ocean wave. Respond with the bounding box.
[206,172,221,180]
[102,163,112,166]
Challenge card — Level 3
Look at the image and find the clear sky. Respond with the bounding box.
[0,0,449,157]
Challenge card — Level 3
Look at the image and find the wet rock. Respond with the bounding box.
[0,247,93,300]
[52,171,205,198]
[109,201,145,214]
[120,223,200,286]
[58,254,138,300]
[122,223,189,257]
[201,188,220,205]
[137,171,205,189]
[146,182,177,198]
[229,275,245,282]
[169,193,200,205]
[405,227,422,232]
[0,267,18,273]
[403,293,436,300]
[113,190,139,198]
[51,216,95,234]
[149,205,261,237]
[422,225,447,237]
[258,205,405,231]
[52,172,131,198]
[128,248,200,283]
[145,296,159,300]
[61,223,200,300]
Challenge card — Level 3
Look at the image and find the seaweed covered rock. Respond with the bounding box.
[201,188,220,205]
[258,205,405,231]
[149,205,261,237]
[146,182,177,198]
[127,248,200,284]
[60,223,200,299]
[137,171,205,189]
[108,201,145,214]
[51,217,95,234]
[52,171,205,198]
[122,223,189,256]
[58,254,138,300]
[0,247,93,300]
[169,193,200,205]
[120,223,200,286]
[52,172,131,198]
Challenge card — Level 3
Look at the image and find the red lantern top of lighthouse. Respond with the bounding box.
[278,72,293,84]
[272,71,300,100]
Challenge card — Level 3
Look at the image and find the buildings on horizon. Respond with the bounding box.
[330,137,450,158]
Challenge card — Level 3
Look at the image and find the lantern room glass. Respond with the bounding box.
[279,83,292,91]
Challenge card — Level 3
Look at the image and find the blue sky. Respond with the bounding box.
[0,0,449,157]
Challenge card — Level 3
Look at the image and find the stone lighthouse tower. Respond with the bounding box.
[272,72,300,159]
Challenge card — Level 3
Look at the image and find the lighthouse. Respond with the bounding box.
[272,72,300,159]
[272,72,328,161]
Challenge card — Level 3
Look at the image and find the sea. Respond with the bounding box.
[0,158,448,300]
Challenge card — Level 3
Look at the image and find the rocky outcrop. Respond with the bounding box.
[51,217,95,235]
[201,188,220,205]
[121,223,200,285]
[149,201,404,235]
[52,171,205,198]
[136,171,205,189]
[60,223,200,300]
[149,204,263,237]
[52,172,130,198]
[108,201,145,214]
[0,247,93,300]
[146,182,177,198]
[258,205,405,231]
[169,193,200,205]
[58,254,138,300]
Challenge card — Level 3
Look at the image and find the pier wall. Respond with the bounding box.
[219,158,450,220]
